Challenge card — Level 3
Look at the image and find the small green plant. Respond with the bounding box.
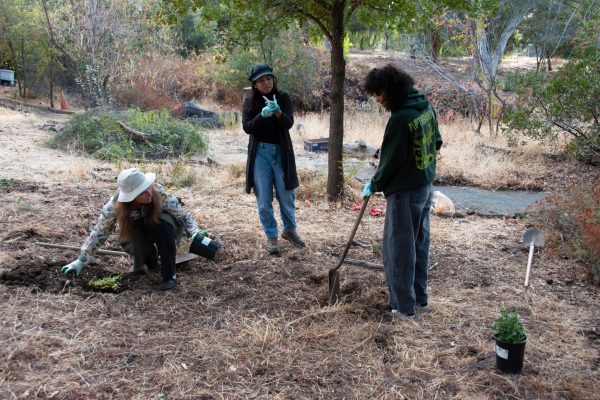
[12,201,38,212]
[372,242,382,258]
[88,275,123,292]
[492,308,527,343]
[0,178,19,188]
[167,161,198,188]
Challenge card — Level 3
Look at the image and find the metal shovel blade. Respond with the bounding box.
[327,197,369,305]
[175,252,200,264]
[522,228,545,287]
[522,227,545,247]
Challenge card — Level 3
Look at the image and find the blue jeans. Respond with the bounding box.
[383,184,433,314]
[253,142,296,239]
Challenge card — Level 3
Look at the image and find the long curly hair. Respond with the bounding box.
[364,64,415,111]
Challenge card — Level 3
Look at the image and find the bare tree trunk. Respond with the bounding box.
[49,59,54,108]
[486,90,494,135]
[20,37,26,98]
[40,0,74,68]
[430,28,441,63]
[327,0,346,201]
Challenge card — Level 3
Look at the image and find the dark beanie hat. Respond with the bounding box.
[248,63,274,82]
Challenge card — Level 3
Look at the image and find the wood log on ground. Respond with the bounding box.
[117,121,150,142]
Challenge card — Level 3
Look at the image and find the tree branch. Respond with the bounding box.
[40,0,75,67]
[117,121,151,142]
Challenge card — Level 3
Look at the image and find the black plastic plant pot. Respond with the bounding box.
[190,234,221,260]
[495,336,527,374]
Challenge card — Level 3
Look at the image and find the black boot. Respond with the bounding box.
[158,277,177,291]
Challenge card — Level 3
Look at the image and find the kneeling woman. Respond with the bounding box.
[61,168,202,291]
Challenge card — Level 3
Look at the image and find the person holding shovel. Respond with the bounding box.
[61,168,204,291]
[242,63,305,254]
[362,64,443,319]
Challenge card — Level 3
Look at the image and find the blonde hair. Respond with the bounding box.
[114,187,162,241]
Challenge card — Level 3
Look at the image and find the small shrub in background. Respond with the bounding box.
[166,161,198,188]
[48,108,208,161]
[529,178,600,284]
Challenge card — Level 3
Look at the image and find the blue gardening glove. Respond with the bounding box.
[61,259,84,276]
[261,105,273,118]
[362,183,373,199]
[263,95,280,113]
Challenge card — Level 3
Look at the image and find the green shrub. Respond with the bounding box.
[48,108,208,161]
[498,71,520,92]
[220,27,326,111]
[492,308,527,343]
[502,42,599,164]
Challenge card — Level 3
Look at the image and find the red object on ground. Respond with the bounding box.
[353,202,362,211]
[60,90,70,110]
[369,208,385,216]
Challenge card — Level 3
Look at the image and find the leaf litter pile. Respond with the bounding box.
[1,111,599,399]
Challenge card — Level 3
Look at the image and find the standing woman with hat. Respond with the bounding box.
[242,63,305,254]
[61,168,202,291]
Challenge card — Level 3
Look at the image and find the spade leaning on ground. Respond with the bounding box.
[61,168,208,291]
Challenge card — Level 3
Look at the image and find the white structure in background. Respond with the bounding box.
[0,69,15,86]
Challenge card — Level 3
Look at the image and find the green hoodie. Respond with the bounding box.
[370,88,443,196]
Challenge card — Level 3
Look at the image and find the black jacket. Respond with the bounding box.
[242,90,299,194]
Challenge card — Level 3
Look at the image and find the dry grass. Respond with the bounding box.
[291,110,590,192]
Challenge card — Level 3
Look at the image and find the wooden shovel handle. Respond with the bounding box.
[332,197,370,273]
[524,243,534,287]
[36,242,128,256]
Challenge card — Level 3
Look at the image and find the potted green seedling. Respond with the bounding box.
[492,308,527,374]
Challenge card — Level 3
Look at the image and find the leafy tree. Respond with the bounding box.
[503,21,600,164]
[172,13,218,57]
[519,0,594,72]
[0,0,57,99]
[165,0,473,201]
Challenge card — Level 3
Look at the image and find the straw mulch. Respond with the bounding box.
[1,106,599,399]
[1,168,599,400]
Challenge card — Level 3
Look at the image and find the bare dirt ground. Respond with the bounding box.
[1,98,600,399]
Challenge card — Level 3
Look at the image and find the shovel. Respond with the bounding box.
[328,196,369,305]
[36,242,200,264]
[522,228,545,287]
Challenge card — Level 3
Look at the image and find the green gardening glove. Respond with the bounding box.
[263,95,280,114]
[61,259,84,276]
[261,105,273,118]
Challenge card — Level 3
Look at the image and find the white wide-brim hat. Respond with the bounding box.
[117,168,156,202]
